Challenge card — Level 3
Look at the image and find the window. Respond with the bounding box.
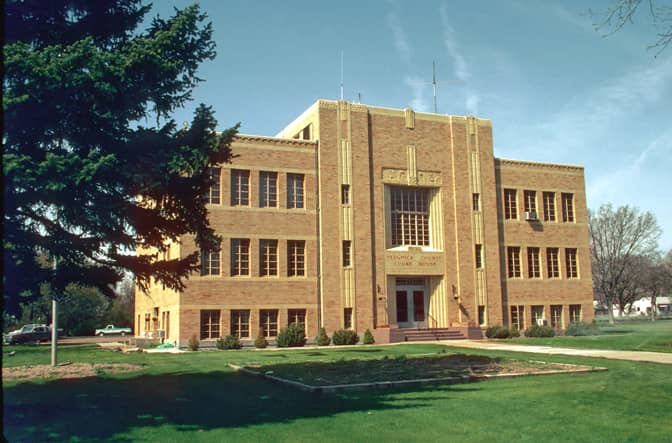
[287,240,305,276]
[390,186,430,246]
[287,173,304,208]
[543,192,556,222]
[341,184,350,205]
[260,239,278,277]
[200,310,220,339]
[288,309,306,332]
[565,248,578,278]
[472,193,480,211]
[507,246,521,278]
[510,305,524,330]
[344,307,353,329]
[231,169,250,206]
[527,247,541,278]
[260,309,279,337]
[230,310,250,338]
[231,239,250,276]
[531,305,544,325]
[144,313,151,331]
[561,193,574,222]
[550,305,563,328]
[504,189,517,220]
[259,171,277,208]
[342,240,352,267]
[569,304,582,323]
[524,190,537,214]
[547,248,560,278]
[205,167,221,204]
[475,244,483,269]
[478,305,486,326]
[200,250,220,276]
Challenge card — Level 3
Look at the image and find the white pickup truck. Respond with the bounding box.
[95,325,132,336]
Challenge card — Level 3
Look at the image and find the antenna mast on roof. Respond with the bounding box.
[340,50,344,100]
[432,61,437,114]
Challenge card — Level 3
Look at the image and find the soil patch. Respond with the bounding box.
[3,363,143,381]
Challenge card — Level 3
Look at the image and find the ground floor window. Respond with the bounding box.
[144,314,151,332]
[288,309,306,332]
[531,305,544,325]
[510,305,524,330]
[550,305,563,328]
[478,305,486,326]
[569,304,582,323]
[200,310,221,339]
[231,310,250,338]
[344,307,353,329]
[260,309,279,337]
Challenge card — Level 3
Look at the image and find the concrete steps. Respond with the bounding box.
[392,328,467,342]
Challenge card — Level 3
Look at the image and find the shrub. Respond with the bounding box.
[363,329,375,344]
[565,321,599,336]
[187,334,200,351]
[254,333,268,348]
[332,329,359,345]
[509,327,521,338]
[485,326,511,339]
[524,324,556,337]
[316,327,331,346]
[216,335,242,350]
[276,323,306,347]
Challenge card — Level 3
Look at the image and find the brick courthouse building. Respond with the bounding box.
[135,100,594,346]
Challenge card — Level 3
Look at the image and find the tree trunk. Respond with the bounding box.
[608,306,615,325]
[651,295,657,322]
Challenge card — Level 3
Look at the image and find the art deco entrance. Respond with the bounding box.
[395,283,427,328]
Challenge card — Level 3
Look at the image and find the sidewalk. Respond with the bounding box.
[442,340,672,364]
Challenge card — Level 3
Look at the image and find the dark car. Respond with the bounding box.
[5,324,53,344]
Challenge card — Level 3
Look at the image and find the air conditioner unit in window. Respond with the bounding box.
[536,319,548,327]
[525,211,538,221]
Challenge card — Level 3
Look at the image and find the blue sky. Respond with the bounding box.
[152,0,672,250]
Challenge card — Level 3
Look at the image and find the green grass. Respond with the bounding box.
[507,318,672,353]
[3,342,672,442]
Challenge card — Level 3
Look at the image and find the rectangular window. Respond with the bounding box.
[200,250,220,276]
[230,310,250,338]
[288,309,306,332]
[205,167,221,204]
[507,246,521,278]
[550,305,563,328]
[259,171,277,208]
[260,239,278,277]
[531,305,544,325]
[390,186,430,246]
[547,248,560,278]
[344,307,353,329]
[287,173,305,209]
[565,248,578,278]
[561,193,574,222]
[287,240,305,276]
[475,244,483,269]
[342,240,352,267]
[510,305,525,330]
[144,313,151,332]
[543,192,556,222]
[231,239,250,276]
[231,169,250,206]
[260,309,279,337]
[524,190,537,213]
[472,193,480,211]
[200,310,220,339]
[569,304,582,323]
[527,247,541,278]
[341,184,350,205]
[478,305,486,326]
[504,189,518,220]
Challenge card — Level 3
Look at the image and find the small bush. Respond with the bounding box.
[216,335,242,350]
[509,327,521,338]
[363,329,375,344]
[332,329,359,345]
[254,333,268,348]
[485,326,511,339]
[316,327,331,346]
[565,321,599,336]
[276,323,306,347]
[187,334,200,351]
[524,324,556,337]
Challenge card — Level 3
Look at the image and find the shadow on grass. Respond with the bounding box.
[3,370,473,442]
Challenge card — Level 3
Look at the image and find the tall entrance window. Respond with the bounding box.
[390,187,429,247]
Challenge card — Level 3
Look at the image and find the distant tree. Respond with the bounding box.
[590,0,672,55]
[589,204,662,324]
[636,250,672,321]
[3,1,238,315]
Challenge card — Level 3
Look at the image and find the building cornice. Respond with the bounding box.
[234,133,317,148]
[495,158,584,172]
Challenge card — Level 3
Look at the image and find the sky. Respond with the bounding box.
[152,0,672,250]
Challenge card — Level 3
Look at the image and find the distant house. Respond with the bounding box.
[594,297,672,318]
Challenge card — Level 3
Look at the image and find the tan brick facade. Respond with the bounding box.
[135,100,593,346]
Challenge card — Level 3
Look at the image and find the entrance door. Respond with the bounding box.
[395,286,427,328]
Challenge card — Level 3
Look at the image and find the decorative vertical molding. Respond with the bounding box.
[428,277,447,327]
[406,144,417,185]
[449,116,462,324]
[429,189,444,250]
[339,100,349,120]
[404,108,415,129]
[340,140,352,184]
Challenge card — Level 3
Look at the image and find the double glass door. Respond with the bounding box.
[396,286,426,328]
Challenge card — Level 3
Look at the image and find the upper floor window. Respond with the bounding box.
[507,246,521,278]
[231,238,250,276]
[504,189,517,220]
[547,247,560,278]
[390,186,429,247]
[342,240,352,267]
[200,250,220,276]
[341,184,350,205]
[561,193,574,222]
[259,171,277,208]
[527,247,541,278]
[205,167,221,204]
[565,248,578,278]
[543,192,556,222]
[287,173,305,209]
[524,190,537,214]
[475,244,483,269]
[472,193,480,211]
[231,169,249,206]
[287,240,306,276]
[260,239,278,277]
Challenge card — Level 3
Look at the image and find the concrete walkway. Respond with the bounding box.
[441,340,672,364]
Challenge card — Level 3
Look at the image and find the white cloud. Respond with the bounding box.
[439,5,470,83]
[405,76,430,112]
[386,11,412,67]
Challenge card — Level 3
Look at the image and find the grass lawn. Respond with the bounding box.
[507,318,672,353]
[3,342,672,442]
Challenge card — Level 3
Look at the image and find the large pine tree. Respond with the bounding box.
[3,0,237,315]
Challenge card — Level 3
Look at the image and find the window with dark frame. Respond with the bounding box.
[565,248,578,278]
[231,239,250,276]
[288,309,306,332]
[510,305,524,330]
[200,250,220,276]
[231,169,250,206]
[342,240,352,267]
[341,184,350,205]
[478,305,486,326]
[524,190,537,213]
[543,192,556,221]
[259,171,278,208]
[475,244,483,269]
[507,246,521,278]
[472,193,480,211]
[287,240,305,276]
[547,248,560,278]
[230,310,250,338]
[260,309,279,337]
[531,305,544,325]
[550,305,563,328]
[200,310,220,339]
[205,167,221,204]
[344,307,353,329]
[287,173,305,209]
[390,186,430,247]
[504,189,517,220]
[260,239,278,277]
[527,247,541,278]
[569,304,582,323]
[561,193,574,222]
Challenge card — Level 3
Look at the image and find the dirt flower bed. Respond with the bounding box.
[3,363,143,381]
